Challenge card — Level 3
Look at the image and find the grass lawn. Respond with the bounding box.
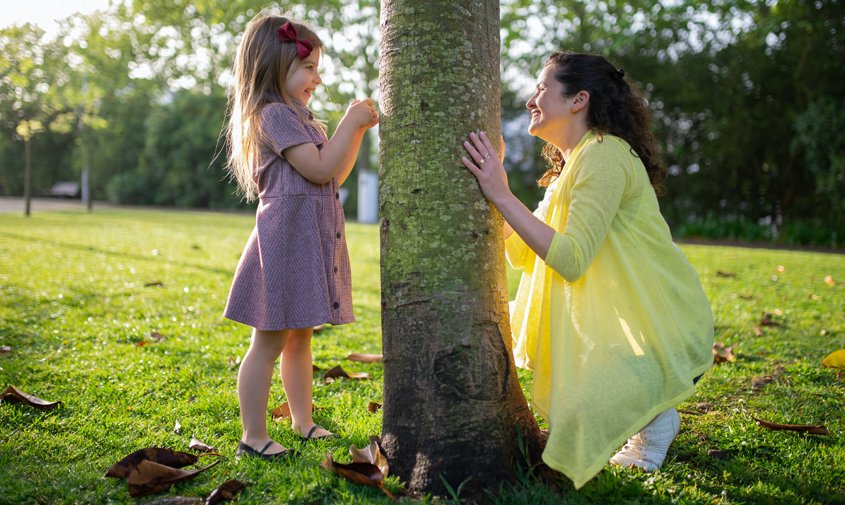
[1,208,844,505]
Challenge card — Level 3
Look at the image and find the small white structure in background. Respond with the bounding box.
[357,169,378,224]
[338,187,349,205]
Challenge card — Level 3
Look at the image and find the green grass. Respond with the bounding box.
[1,208,844,505]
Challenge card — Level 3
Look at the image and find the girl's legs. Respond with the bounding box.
[238,328,289,454]
[281,327,332,438]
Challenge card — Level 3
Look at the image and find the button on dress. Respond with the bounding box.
[224,101,354,330]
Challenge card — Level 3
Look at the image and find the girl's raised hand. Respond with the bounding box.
[345,98,379,129]
[461,131,510,203]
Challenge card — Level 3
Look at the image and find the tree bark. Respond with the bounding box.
[378,0,542,498]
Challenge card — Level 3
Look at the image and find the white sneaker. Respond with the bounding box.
[610,407,681,471]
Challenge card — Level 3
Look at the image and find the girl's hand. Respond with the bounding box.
[345,98,379,129]
[461,130,510,203]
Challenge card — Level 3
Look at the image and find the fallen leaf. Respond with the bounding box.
[776,265,785,273]
[707,449,730,459]
[105,448,198,479]
[712,342,736,363]
[695,402,715,412]
[205,479,247,505]
[822,349,845,369]
[346,353,383,363]
[809,293,821,301]
[151,332,165,342]
[753,326,764,337]
[367,402,382,413]
[760,312,782,327]
[127,459,219,497]
[0,345,11,353]
[349,436,389,477]
[136,341,148,347]
[716,270,735,278]
[323,365,370,384]
[754,417,829,435]
[824,275,836,286]
[189,437,217,453]
[173,420,181,434]
[751,376,773,389]
[321,453,395,500]
[270,402,315,422]
[738,294,755,300]
[0,385,61,410]
[144,281,164,287]
[312,363,322,372]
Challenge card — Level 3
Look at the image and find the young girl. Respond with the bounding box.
[223,13,378,460]
[461,52,713,487]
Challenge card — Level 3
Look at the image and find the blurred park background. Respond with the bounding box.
[1,0,843,246]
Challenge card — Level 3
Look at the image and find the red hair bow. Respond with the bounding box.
[277,21,313,59]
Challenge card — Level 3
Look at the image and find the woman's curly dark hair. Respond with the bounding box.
[537,52,666,195]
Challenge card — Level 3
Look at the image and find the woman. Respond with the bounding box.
[461,52,713,488]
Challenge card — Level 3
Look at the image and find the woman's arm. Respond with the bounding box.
[462,131,554,257]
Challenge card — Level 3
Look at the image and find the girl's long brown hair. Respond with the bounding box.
[538,52,666,195]
[225,13,323,202]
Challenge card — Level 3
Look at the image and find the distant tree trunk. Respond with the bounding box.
[378,0,542,498]
[24,138,31,217]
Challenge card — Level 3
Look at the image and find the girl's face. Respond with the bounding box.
[525,64,573,141]
[285,48,322,105]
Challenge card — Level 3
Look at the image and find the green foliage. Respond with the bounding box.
[1,209,844,504]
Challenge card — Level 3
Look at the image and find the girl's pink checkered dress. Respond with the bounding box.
[224,101,354,330]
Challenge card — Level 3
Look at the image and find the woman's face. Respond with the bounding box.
[526,64,572,141]
[285,48,322,105]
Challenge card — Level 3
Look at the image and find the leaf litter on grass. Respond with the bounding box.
[321,436,395,500]
[1,385,61,410]
[106,447,223,498]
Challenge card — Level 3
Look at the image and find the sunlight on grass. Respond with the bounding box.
[1,209,843,504]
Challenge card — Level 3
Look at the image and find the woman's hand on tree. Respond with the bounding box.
[461,130,510,204]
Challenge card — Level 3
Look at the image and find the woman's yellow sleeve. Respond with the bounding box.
[545,142,628,281]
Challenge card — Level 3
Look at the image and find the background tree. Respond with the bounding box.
[378,0,542,498]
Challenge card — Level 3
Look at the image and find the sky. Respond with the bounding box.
[0,0,114,36]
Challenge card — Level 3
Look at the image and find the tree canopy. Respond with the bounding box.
[0,0,841,245]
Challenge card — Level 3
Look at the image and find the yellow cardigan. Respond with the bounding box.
[506,131,713,488]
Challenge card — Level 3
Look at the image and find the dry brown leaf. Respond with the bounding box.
[824,275,836,287]
[312,363,322,372]
[189,437,217,453]
[127,459,219,497]
[321,453,395,500]
[349,437,389,477]
[367,402,382,413]
[760,312,782,327]
[205,479,247,505]
[105,448,198,479]
[0,345,11,353]
[776,265,785,273]
[716,270,736,278]
[270,402,315,422]
[712,342,736,363]
[144,281,164,287]
[151,332,165,342]
[0,385,61,410]
[738,294,755,300]
[707,449,730,459]
[323,365,370,384]
[753,326,764,337]
[346,353,383,363]
[754,417,829,435]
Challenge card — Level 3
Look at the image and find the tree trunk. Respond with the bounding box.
[378,0,542,498]
[24,138,31,217]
